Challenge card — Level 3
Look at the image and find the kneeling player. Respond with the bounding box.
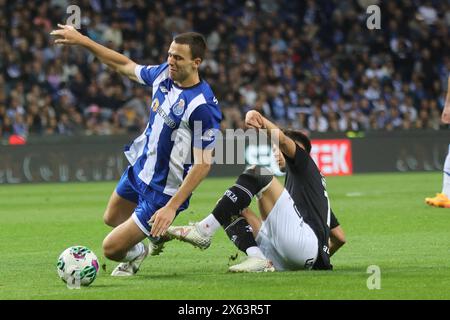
[168,110,345,271]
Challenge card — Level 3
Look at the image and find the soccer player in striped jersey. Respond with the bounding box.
[425,75,450,208]
[51,25,221,276]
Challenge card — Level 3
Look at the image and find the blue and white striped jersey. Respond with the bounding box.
[124,62,221,197]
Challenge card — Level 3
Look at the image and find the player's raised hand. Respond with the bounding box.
[50,24,84,45]
[245,110,265,129]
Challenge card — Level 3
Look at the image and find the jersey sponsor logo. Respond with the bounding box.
[172,99,185,116]
[156,104,176,129]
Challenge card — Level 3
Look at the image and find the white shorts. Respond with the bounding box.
[255,189,318,271]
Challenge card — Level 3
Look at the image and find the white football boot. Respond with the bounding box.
[111,241,149,277]
[167,223,212,250]
[228,256,275,273]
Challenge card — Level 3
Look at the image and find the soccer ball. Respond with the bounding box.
[56,246,99,287]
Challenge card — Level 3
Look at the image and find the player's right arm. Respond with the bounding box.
[329,225,346,257]
[245,110,297,159]
[442,75,450,124]
[50,24,139,82]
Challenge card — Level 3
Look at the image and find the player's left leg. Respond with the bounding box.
[103,191,137,227]
[102,216,149,276]
[105,168,168,259]
[240,208,262,238]
[104,168,138,227]
[105,190,180,276]
[425,147,450,208]
[442,147,450,206]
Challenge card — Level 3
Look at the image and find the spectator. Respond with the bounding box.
[308,105,328,132]
[0,0,448,139]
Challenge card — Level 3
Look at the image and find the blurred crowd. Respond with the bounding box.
[0,0,449,141]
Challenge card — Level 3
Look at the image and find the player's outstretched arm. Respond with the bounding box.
[50,24,139,82]
[442,75,450,124]
[245,110,297,159]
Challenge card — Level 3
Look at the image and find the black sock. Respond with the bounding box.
[211,174,259,253]
[224,216,257,253]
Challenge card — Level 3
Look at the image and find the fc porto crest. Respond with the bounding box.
[172,99,185,116]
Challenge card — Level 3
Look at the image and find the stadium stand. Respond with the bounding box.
[0,0,449,141]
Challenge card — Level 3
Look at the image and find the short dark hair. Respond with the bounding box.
[173,32,207,61]
[282,129,312,154]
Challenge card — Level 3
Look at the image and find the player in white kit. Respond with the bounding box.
[169,110,345,271]
[425,75,450,208]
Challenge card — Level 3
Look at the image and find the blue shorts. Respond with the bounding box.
[116,167,188,236]
[132,192,187,237]
[116,168,139,204]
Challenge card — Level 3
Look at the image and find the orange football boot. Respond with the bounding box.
[425,193,450,208]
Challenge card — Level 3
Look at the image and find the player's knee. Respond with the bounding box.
[242,165,273,180]
[237,165,274,196]
[102,238,124,261]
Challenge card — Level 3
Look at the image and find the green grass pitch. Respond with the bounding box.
[1,172,449,300]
